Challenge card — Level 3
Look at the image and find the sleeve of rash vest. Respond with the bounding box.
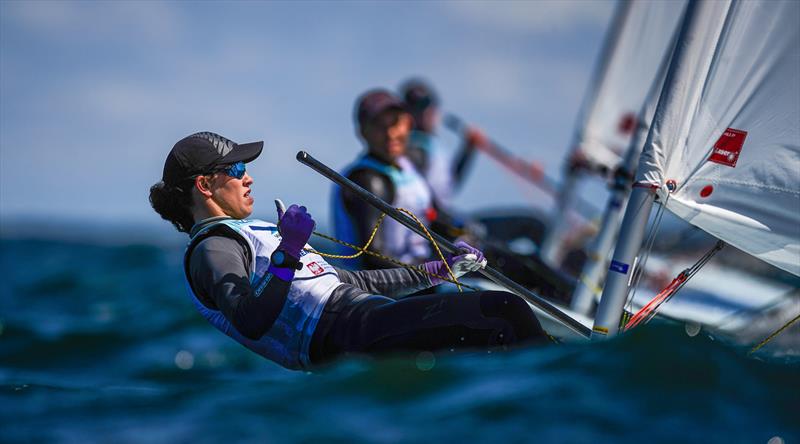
[334,266,432,298]
[189,235,291,340]
[452,137,479,191]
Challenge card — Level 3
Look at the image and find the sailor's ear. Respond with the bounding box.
[194,175,214,197]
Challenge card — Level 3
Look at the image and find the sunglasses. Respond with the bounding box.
[183,161,247,184]
[212,161,247,179]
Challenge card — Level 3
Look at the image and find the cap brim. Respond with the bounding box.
[223,141,264,164]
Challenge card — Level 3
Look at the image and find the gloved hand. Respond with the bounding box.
[275,199,315,259]
[422,240,487,286]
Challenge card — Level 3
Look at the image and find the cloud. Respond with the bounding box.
[445,0,614,33]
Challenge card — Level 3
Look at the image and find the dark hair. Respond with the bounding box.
[149,180,195,233]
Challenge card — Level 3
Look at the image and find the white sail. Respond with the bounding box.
[573,0,688,172]
[637,0,800,276]
[541,0,688,266]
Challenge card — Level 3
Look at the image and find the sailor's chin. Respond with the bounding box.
[388,146,405,158]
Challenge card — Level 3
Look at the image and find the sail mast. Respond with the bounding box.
[569,116,649,315]
[570,3,687,315]
[592,0,733,338]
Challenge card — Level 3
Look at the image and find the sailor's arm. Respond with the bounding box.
[452,127,485,190]
[190,236,290,340]
[334,241,487,298]
[335,267,432,298]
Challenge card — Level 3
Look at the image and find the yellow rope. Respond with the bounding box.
[748,312,800,355]
[305,213,388,260]
[397,208,461,291]
[546,333,561,344]
[620,309,631,330]
[302,208,474,292]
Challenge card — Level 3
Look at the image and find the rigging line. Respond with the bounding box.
[748,313,800,355]
[715,288,800,330]
[624,240,725,330]
[628,242,724,329]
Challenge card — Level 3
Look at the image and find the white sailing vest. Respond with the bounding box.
[409,130,454,205]
[184,218,341,370]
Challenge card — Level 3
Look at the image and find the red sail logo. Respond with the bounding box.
[618,112,638,135]
[708,128,747,167]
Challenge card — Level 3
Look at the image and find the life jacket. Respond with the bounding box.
[184,218,341,370]
[409,130,454,204]
[331,154,433,266]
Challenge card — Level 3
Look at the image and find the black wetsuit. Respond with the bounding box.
[187,225,548,366]
[341,166,399,269]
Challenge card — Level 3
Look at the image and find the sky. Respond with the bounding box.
[0,0,615,235]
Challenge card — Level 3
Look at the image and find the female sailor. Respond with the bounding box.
[149,131,548,370]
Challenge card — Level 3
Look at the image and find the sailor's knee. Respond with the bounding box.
[479,291,546,343]
[479,291,529,317]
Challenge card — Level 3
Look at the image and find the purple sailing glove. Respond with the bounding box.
[422,240,487,286]
[275,200,315,258]
[268,199,315,282]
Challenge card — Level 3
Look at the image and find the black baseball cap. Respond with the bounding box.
[162,131,263,185]
[355,89,408,128]
[400,79,439,112]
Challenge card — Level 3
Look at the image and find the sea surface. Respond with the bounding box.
[1,232,798,443]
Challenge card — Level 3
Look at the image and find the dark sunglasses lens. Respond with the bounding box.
[226,162,246,179]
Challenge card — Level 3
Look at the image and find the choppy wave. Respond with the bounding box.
[1,238,798,443]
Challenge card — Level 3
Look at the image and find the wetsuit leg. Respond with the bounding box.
[318,291,548,361]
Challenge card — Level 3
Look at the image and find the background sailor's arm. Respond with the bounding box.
[334,266,432,298]
[190,236,290,340]
[343,169,400,269]
[452,127,485,191]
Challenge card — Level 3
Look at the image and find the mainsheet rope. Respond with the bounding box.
[748,313,800,355]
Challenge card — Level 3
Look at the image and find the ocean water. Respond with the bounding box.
[1,235,798,443]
